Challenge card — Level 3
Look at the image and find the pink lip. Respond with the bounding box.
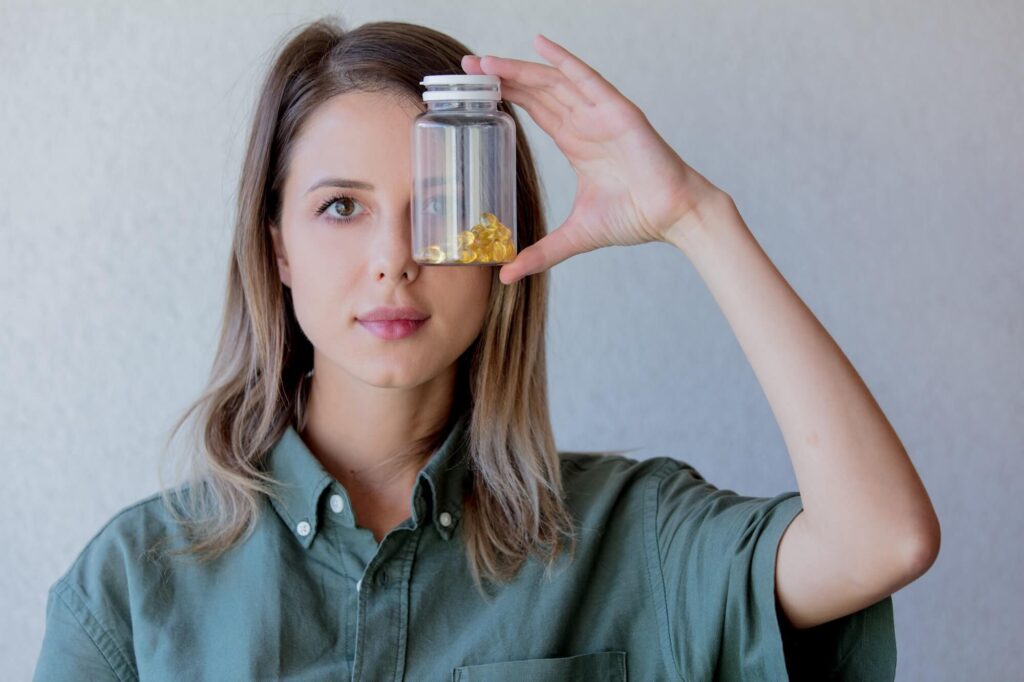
[358,318,428,340]
[358,306,429,322]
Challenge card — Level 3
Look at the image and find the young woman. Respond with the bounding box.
[34,16,939,681]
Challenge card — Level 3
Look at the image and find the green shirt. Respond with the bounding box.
[34,406,896,681]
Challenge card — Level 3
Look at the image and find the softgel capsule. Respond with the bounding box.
[412,74,517,266]
[420,212,516,264]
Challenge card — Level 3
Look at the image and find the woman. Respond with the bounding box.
[34,16,939,681]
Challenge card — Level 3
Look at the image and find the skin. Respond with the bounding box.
[269,90,492,542]
[461,34,940,629]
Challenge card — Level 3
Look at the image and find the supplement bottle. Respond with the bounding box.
[412,74,517,265]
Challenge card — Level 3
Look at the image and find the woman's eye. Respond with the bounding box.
[314,195,442,222]
[425,196,444,214]
[316,195,365,222]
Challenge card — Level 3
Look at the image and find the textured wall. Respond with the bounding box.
[2,1,1020,679]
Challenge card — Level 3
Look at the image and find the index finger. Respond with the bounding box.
[532,34,623,106]
[467,53,590,111]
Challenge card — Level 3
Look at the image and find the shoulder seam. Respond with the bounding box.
[51,581,137,681]
[644,456,687,682]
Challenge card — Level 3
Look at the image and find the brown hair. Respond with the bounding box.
[154,15,577,599]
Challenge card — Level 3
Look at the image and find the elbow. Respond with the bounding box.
[900,511,942,582]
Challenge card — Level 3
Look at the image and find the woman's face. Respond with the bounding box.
[270,90,492,389]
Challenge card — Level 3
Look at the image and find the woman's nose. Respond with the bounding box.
[370,206,418,276]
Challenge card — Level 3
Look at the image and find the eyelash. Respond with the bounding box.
[315,194,364,223]
[314,194,444,223]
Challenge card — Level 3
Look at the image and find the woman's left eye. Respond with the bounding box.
[315,195,365,223]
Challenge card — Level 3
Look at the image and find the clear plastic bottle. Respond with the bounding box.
[412,74,517,266]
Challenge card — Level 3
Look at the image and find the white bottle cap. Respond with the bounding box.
[420,74,501,102]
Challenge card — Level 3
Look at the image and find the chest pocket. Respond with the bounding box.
[452,650,627,681]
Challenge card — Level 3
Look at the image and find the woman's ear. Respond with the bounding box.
[269,222,292,288]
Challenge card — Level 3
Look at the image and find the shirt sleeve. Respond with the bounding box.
[650,457,897,681]
[33,581,130,682]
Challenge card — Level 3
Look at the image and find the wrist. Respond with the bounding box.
[662,190,746,262]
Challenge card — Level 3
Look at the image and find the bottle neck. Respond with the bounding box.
[425,100,499,112]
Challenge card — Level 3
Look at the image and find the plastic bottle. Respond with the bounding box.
[412,74,517,265]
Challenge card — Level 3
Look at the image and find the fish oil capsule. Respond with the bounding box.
[412,74,517,266]
[422,245,445,263]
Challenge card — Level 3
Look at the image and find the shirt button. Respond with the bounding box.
[439,511,452,527]
[329,494,345,514]
[296,520,311,537]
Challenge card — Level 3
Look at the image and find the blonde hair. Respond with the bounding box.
[154,16,577,600]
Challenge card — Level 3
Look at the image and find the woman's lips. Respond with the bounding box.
[357,318,428,340]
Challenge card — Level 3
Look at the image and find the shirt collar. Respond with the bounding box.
[264,403,472,548]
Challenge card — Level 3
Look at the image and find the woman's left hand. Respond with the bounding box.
[462,34,726,285]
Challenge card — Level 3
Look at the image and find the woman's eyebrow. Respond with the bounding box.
[306,177,374,194]
[306,176,450,195]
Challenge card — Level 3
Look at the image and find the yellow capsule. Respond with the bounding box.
[496,225,511,241]
[423,245,445,263]
[481,211,499,227]
[458,248,477,263]
[488,242,506,261]
[458,230,476,247]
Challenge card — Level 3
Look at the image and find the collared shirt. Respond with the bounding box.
[34,406,896,681]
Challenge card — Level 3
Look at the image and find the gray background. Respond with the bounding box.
[2,1,1020,679]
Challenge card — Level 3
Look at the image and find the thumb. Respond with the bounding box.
[498,222,587,285]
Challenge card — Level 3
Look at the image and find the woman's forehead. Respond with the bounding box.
[289,92,419,191]
[301,91,419,143]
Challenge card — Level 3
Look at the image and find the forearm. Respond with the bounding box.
[668,191,940,576]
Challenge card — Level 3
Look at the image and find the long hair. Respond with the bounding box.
[154,15,577,599]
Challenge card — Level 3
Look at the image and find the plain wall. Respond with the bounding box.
[2,1,1020,679]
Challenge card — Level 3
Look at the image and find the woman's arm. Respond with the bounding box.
[463,35,940,631]
[667,191,941,630]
